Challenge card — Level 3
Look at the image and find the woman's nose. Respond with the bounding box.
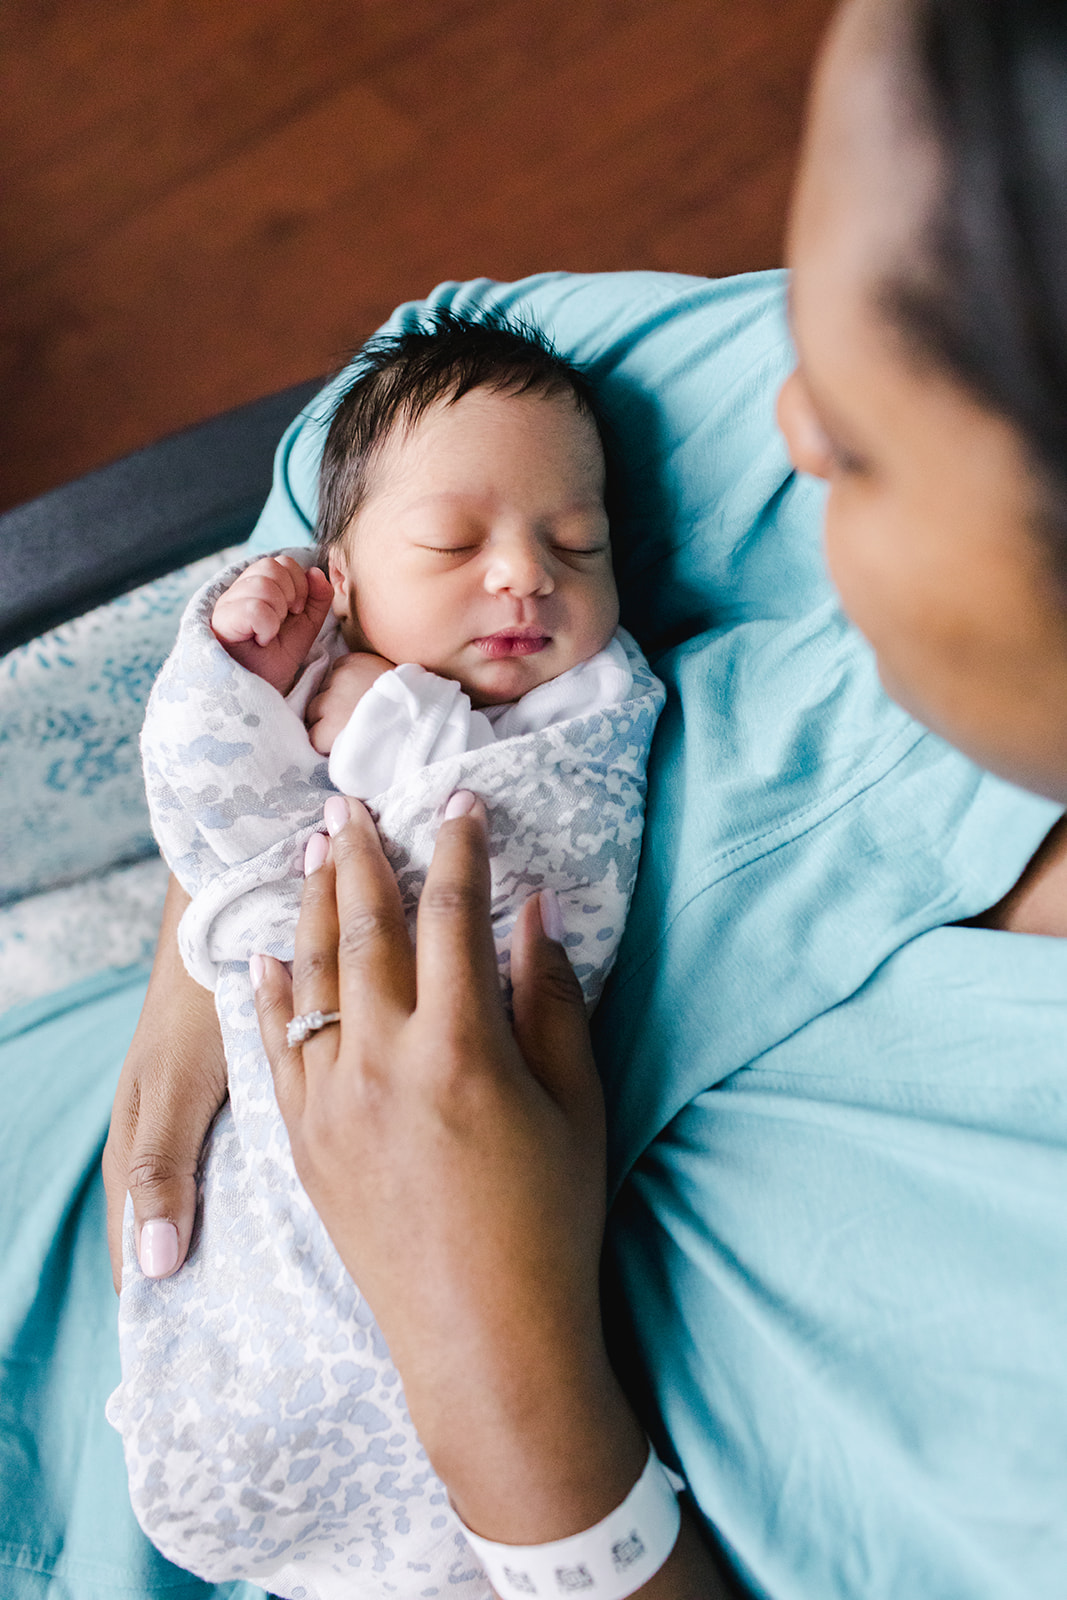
[483,534,554,598]
[777,367,833,481]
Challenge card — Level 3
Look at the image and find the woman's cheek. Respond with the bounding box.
[821,489,874,633]
[823,494,948,735]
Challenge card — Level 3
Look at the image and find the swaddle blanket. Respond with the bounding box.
[107,553,664,1600]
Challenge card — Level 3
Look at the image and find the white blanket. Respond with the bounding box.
[107,553,664,1600]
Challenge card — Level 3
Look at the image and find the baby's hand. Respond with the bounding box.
[306,652,394,754]
[210,555,334,695]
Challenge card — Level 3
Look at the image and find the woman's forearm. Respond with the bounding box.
[139,873,220,1045]
[966,813,1067,935]
[431,1353,729,1597]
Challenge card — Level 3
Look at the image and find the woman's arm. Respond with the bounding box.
[102,872,227,1291]
[965,813,1067,935]
[252,796,731,1596]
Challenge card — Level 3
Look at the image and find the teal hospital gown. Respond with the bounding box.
[593,602,1067,1598]
[1,269,1064,1600]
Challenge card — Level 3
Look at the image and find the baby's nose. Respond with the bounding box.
[484,534,554,597]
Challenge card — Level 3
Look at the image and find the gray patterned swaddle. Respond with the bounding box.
[106,555,664,1600]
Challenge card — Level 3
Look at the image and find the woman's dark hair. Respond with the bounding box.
[888,0,1067,579]
[316,310,600,557]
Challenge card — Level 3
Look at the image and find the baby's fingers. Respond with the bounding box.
[244,554,306,610]
[262,555,332,621]
[212,575,284,642]
[299,565,335,635]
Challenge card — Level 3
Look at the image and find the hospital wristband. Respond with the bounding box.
[458,1443,682,1599]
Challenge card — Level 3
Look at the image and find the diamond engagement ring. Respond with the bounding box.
[286,1010,342,1047]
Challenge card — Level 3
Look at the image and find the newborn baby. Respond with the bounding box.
[108,314,664,1600]
[213,314,631,835]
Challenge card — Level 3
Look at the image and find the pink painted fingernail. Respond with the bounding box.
[304,832,329,875]
[139,1220,179,1278]
[249,953,266,990]
[539,887,564,943]
[444,790,477,820]
[323,796,349,836]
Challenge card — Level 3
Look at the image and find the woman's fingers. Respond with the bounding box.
[414,793,508,1036]
[327,799,417,1025]
[102,876,229,1292]
[102,1047,228,1291]
[291,833,341,1023]
[510,891,603,1130]
[260,804,417,1120]
[250,952,306,1123]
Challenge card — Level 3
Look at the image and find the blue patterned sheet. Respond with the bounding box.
[0,550,247,1012]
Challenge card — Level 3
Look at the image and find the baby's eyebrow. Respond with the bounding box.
[398,492,606,517]
[394,490,489,516]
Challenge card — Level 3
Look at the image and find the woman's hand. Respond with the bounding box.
[252,792,648,1542]
[102,874,227,1292]
[252,795,729,1595]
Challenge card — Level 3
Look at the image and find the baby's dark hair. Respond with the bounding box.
[315,310,601,558]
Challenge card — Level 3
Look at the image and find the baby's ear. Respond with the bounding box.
[327,549,352,619]
[327,545,370,650]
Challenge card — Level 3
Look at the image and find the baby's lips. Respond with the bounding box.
[472,630,551,659]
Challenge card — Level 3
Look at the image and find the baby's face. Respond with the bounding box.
[328,386,619,707]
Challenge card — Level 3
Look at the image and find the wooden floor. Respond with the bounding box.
[1,0,836,512]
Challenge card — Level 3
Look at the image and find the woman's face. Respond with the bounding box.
[779,0,1067,802]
